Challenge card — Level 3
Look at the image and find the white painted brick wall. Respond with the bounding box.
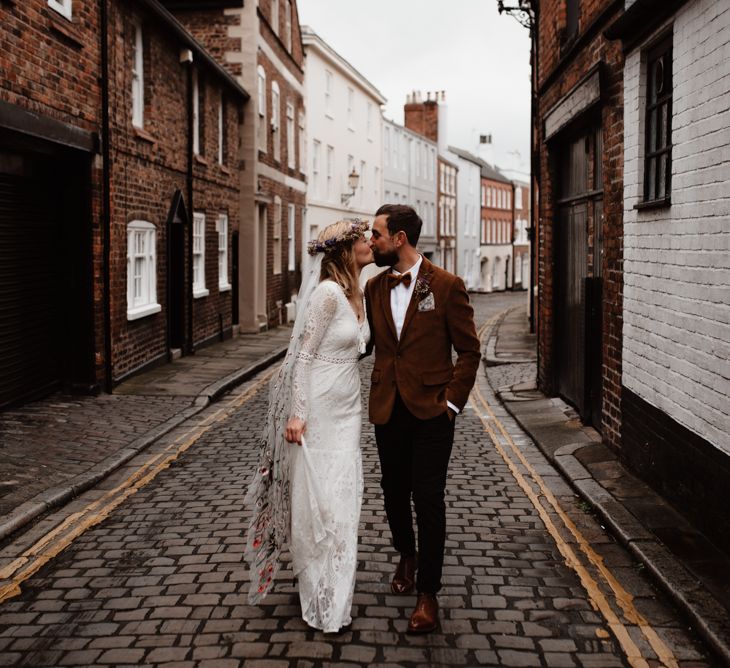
[622,0,730,454]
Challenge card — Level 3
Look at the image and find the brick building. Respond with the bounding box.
[529,0,730,550]
[530,0,624,438]
[108,1,248,383]
[0,0,104,407]
[605,0,730,551]
[163,0,307,331]
[479,163,514,293]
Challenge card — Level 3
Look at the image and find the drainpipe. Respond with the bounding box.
[529,2,539,339]
[100,0,112,392]
[185,63,194,355]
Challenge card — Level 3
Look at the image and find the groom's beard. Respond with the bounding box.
[373,248,399,267]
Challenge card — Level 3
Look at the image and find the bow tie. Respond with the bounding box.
[387,272,412,290]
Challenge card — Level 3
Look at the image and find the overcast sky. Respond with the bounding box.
[297,0,532,176]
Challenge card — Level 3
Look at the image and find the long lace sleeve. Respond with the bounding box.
[291,282,339,421]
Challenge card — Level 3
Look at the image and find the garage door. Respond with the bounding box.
[0,152,62,408]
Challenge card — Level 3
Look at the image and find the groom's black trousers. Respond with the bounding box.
[374,392,455,595]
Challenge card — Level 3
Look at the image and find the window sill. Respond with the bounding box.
[133,126,156,144]
[634,197,671,211]
[127,303,162,321]
[194,154,209,166]
[194,288,210,299]
[219,164,231,175]
[47,9,84,49]
[219,283,232,293]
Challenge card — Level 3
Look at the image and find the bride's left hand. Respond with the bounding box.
[285,417,306,445]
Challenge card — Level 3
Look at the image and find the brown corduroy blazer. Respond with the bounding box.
[364,257,481,425]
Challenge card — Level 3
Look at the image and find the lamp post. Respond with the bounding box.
[340,169,360,206]
[497,0,537,334]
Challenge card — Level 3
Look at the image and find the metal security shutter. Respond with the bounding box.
[0,160,61,408]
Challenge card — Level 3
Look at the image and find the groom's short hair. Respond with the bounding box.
[375,204,422,246]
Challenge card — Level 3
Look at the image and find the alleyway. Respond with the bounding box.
[0,294,716,667]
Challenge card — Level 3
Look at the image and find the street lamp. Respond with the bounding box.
[340,169,360,206]
[497,0,534,30]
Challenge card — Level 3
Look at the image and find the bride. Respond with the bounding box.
[244,219,374,632]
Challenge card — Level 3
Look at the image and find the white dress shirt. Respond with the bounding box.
[389,256,459,415]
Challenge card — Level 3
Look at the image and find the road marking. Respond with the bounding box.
[0,367,277,604]
[473,310,678,668]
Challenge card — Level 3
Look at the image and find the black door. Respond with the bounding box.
[0,151,62,407]
[554,127,603,426]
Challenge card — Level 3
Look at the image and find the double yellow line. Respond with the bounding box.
[473,311,677,668]
[0,368,276,604]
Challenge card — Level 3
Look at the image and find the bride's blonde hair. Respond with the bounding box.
[316,220,363,297]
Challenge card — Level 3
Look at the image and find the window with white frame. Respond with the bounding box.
[284,0,292,51]
[271,0,279,34]
[273,196,282,275]
[271,81,280,162]
[326,145,334,200]
[392,130,398,168]
[347,88,354,129]
[367,102,373,140]
[126,221,160,320]
[217,214,230,290]
[193,212,208,297]
[131,23,144,128]
[48,0,72,20]
[286,101,295,169]
[515,185,523,210]
[384,127,390,166]
[325,70,333,116]
[287,204,296,271]
[257,66,267,152]
[298,110,305,173]
[218,93,225,165]
[374,166,380,200]
[312,140,321,197]
[192,70,202,156]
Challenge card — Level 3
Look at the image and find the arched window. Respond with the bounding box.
[127,221,160,320]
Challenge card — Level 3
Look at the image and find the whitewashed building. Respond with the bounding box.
[302,26,385,276]
[512,179,530,290]
[382,119,438,260]
[606,0,730,548]
[448,147,482,290]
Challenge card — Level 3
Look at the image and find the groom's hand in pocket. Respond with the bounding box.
[446,407,456,422]
[285,417,306,445]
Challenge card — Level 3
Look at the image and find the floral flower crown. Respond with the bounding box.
[307,219,369,256]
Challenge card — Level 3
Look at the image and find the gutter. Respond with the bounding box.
[101,0,113,392]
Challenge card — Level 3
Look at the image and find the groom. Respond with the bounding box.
[365,204,480,633]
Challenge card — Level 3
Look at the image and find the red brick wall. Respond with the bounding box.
[108,3,241,380]
[404,100,439,143]
[170,1,307,329]
[535,0,624,449]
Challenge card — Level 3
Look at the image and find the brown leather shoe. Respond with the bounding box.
[391,554,417,594]
[407,593,439,634]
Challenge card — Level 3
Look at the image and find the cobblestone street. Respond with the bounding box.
[0,294,717,667]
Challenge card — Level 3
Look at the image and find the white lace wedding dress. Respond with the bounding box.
[289,280,369,632]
